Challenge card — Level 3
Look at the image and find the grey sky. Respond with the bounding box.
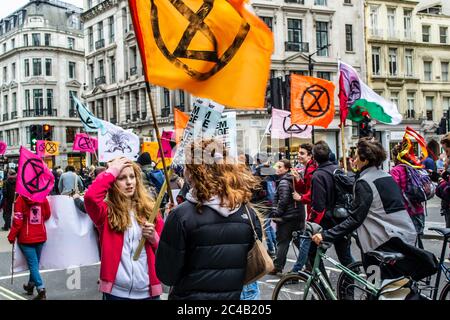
[0,0,84,20]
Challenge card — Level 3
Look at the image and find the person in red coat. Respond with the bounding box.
[291,143,318,219]
[84,157,163,300]
[7,195,51,300]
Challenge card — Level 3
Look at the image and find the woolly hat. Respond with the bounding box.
[136,152,152,166]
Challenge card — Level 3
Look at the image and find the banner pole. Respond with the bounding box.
[144,82,174,205]
[10,192,17,285]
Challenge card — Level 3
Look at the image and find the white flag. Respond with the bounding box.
[216,112,237,159]
[271,108,312,139]
[98,120,140,162]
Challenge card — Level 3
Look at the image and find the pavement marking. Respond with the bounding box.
[0,285,27,300]
[0,263,101,281]
[0,292,15,300]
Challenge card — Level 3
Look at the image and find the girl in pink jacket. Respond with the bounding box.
[84,157,164,300]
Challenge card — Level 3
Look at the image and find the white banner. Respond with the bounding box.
[13,195,100,272]
[98,120,140,162]
[216,112,237,159]
[173,98,224,165]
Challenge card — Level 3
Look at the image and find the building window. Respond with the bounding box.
[98,60,104,77]
[32,58,42,76]
[45,33,51,46]
[407,92,415,118]
[68,37,75,50]
[46,89,53,113]
[45,59,52,76]
[316,22,329,56]
[422,25,430,42]
[424,61,432,81]
[3,66,7,83]
[97,99,104,120]
[317,72,331,80]
[390,92,399,108]
[444,97,450,117]
[88,27,93,52]
[372,47,380,75]
[287,18,302,45]
[69,62,76,79]
[110,57,116,83]
[314,0,326,5]
[388,48,397,76]
[260,17,273,31]
[98,21,104,41]
[370,6,379,35]
[440,27,448,44]
[12,92,16,113]
[426,96,434,121]
[11,38,15,49]
[69,91,77,117]
[404,9,413,38]
[163,88,170,108]
[32,33,40,46]
[442,62,449,82]
[345,24,353,51]
[25,89,30,110]
[405,49,413,77]
[2,43,6,53]
[3,95,8,114]
[109,16,115,43]
[33,89,43,115]
[11,63,15,80]
[23,34,28,46]
[344,0,351,4]
[387,8,396,38]
[89,64,94,88]
[24,59,29,77]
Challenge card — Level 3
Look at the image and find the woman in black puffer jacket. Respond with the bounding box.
[270,159,305,275]
[156,139,262,300]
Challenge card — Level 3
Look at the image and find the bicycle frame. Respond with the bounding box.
[303,246,379,300]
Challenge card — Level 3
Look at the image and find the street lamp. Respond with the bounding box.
[308,43,331,76]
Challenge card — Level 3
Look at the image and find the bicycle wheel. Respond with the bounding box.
[272,272,327,300]
[336,261,376,300]
[439,282,450,300]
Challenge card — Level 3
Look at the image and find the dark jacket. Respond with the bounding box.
[155,200,262,300]
[271,173,304,223]
[310,161,338,226]
[3,174,16,213]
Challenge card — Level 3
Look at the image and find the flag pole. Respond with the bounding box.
[10,192,17,285]
[341,122,348,173]
[144,81,174,205]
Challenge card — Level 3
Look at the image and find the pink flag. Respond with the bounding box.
[73,133,98,153]
[157,131,176,158]
[36,140,46,157]
[0,141,7,155]
[16,146,55,202]
[270,108,312,139]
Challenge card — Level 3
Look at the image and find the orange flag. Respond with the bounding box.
[128,0,273,109]
[174,108,189,143]
[290,74,335,129]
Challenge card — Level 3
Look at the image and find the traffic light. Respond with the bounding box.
[359,116,373,138]
[30,125,43,151]
[43,124,52,141]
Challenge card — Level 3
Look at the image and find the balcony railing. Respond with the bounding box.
[132,113,138,122]
[161,107,170,118]
[285,41,309,53]
[175,105,185,112]
[284,0,304,3]
[23,109,58,117]
[69,109,78,118]
[130,66,137,76]
[10,111,17,119]
[2,113,8,121]
[110,117,117,124]
[95,76,106,86]
[95,39,105,50]
[141,111,147,120]
[125,114,131,121]
[405,109,416,119]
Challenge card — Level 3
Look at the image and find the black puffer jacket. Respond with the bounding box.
[156,200,262,300]
[271,173,305,223]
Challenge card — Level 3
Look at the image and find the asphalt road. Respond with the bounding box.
[0,197,448,300]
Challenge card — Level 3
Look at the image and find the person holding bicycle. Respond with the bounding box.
[312,138,436,281]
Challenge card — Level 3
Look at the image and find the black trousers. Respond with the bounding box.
[3,204,12,229]
[273,220,302,271]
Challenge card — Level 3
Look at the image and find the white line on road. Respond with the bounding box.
[0,285,27,300]
[0,291,15,300]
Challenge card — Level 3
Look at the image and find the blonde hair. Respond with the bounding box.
[185,139,260,211]
[105,162,155,232]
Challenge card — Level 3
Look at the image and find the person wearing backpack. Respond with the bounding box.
[136,152,157,199]
[390,144,425,248]
[312,138,438,282]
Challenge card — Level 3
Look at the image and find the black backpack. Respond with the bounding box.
[323,168,355,219]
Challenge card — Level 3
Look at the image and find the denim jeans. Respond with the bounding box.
[102,293,161,300]
[240,282,260,300]
[291,236,311,273]
[264,219,276,253]
[18,242,45,290]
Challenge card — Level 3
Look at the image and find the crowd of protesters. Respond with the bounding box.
[2,133,450,300]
